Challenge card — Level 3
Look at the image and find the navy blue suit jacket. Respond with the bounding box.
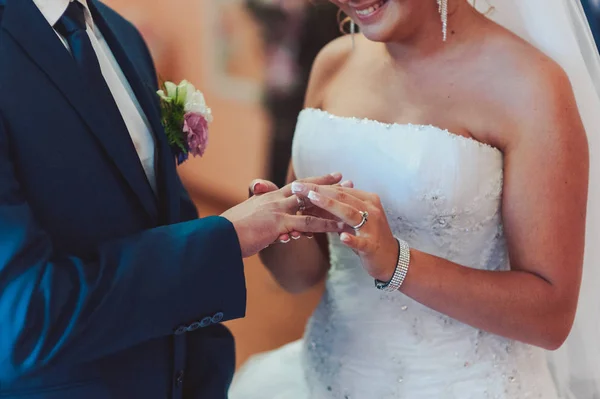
[0,1,246,398]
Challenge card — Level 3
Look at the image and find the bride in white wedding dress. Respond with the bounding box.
[230,0,600,398]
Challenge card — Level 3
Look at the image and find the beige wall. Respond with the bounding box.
[104,0,271,205]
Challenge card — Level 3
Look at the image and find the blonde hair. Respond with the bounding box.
[337,8,353,34]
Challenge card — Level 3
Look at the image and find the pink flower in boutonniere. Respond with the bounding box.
[157,80,213,164]
[183,112,209,158]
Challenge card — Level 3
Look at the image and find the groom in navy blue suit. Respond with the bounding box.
[0,1,341,398]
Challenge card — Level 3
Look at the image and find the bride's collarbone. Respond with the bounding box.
[335,92,507,149]
[322,65,509,150]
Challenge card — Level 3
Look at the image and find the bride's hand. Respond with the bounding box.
[291,183,398,282]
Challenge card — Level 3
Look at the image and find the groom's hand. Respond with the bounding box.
[222,175,346,258]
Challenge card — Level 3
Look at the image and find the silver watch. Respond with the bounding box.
[374,238,411,292]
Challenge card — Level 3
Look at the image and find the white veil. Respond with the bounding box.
[469,0,600,397]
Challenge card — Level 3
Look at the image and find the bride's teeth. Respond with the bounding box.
[356,1,383,16]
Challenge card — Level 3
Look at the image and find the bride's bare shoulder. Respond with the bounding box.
[304,35,355,108]
[476,26,576,143]
[488,25,565,73]
[490,25,569,92]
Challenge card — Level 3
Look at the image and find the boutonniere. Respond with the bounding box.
[157,80,213,165]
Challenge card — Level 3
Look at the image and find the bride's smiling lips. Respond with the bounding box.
[351,0,390,23]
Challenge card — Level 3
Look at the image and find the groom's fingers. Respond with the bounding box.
[284,215,345,234]
[249,179,278,197]
[281,195,306,213]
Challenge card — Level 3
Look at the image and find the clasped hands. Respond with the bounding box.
[249,173,399,282]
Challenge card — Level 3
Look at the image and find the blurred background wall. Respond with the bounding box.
[102,0,340,368]
[104,0,270,205]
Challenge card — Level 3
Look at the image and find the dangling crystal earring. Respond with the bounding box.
[436,0,448,41]
[350,19,356,49]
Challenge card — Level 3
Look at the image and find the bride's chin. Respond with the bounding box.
[360,26,395,43]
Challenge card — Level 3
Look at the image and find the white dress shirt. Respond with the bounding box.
[33,0,157,194]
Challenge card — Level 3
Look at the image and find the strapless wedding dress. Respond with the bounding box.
[229,108,559,398]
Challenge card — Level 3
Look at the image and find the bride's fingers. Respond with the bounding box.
[281,173,344,197]
[290,231,302,240]
[278,233,291,244]
[293,181,354,212]
[292,182,375,206]
[301,206,343,222]
[329,186,378,203]
[293,182,366,217]
[279,193,349,218]
[340,232,370,253]
[307,190,365,228]
[291,182,364,207]
[281,231,313,242]
[275,196,343,241]
[284,214,345,234]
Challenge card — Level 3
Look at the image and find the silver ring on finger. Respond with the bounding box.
[296,196,306,213]
[352,211,369,231]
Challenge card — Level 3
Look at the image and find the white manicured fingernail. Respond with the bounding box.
[291,235,301,240]
[308,191,320,202]
[280,238,291,244]
[330,172,342,179]
[340,233,351,242]
[337,222,345,230]
[341,180,353,188]
[291,182,305,193]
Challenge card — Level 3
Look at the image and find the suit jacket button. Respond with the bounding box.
[188,321,202,331]
[212,312,224,323]
[174,326,187,335]
[200,317,212,327]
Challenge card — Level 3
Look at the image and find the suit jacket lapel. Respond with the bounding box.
[89,0,181,224]
[1,0,158,222]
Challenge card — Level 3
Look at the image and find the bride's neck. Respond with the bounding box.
[384,0,483,61]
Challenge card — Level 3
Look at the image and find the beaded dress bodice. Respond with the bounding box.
[290,109,558,399]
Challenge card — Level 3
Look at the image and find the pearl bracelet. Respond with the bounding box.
[374,238,411,292]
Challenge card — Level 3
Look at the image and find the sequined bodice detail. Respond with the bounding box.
[291,109,557,399]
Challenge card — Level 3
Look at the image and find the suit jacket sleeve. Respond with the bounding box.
[0,115,246,382]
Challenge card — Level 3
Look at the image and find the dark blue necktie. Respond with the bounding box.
[52,1,146,179]
[54,1,107,90]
